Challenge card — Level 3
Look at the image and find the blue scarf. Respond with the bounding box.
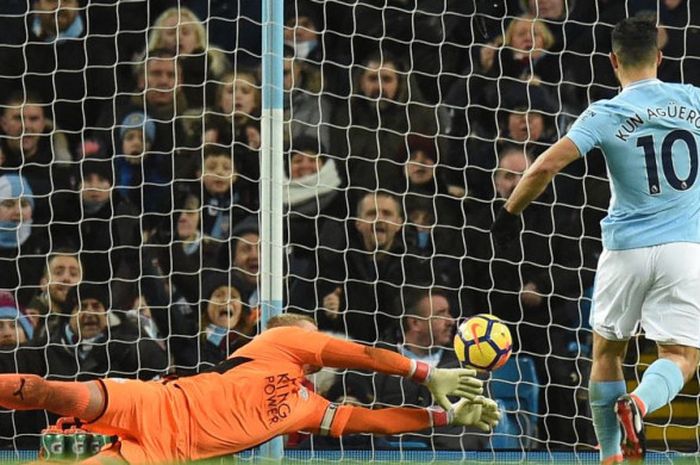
[0,220,31,249]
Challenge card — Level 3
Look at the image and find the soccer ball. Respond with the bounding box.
[453,314,512,371]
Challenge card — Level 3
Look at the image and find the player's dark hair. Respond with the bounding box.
[611,15,658,68]
[400,287,450,333]
[1,91,48,117]
[203,143,231,160]
[354,191,404,221]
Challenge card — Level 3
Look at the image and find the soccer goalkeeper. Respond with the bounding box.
[0,314,499,464]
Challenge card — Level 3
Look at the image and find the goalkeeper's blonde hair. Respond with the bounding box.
[266,313,316,330]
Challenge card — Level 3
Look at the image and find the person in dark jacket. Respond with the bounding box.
[462,147,599,444]
[154,194,222,307]
[288,191,430,342]
[37,282,167,381]
[0,93,74,228]
[329,52,438,203]
[340,288,487,450]
[197,272,259,370]
[217,215,261,309]
[0,0,116,143]
[284,135,346,289]
[55,159,142,309]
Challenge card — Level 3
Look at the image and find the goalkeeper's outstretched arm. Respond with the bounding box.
[300,397,501,437]
[317,335,483,409]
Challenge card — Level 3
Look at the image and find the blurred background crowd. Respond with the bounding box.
[0,0,696,453]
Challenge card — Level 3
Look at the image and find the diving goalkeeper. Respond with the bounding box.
[0,314,499,464]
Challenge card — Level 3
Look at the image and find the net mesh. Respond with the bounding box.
[0,0,696,458]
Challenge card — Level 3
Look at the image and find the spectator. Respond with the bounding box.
[207,69,261,192]
[400,135,462,229]
[128,49,197,206]
[0,306,33,349]
[656,0,700,86]
[462,147,597,445]
[0,174,49,308]
[0,93,73,226]
[327,0,475,103]
[289,192,429,342]
[0,92,71,166]
[113,111,160,218]
[479,15,558,84]
[154,194,222,306]
[285,0,354,96]
[401,196,462,295]
[284,135,344,257]
[164,1,261,67]
[92,49,190,208]
[23,295,48,329]
[329,52,438,202]
[219,216,261,309]
[0,0,115,142]
[284,1,323,64]
[462,15,559,146]
[560,1,627,108]
[144,215,261,373]
[376,288,486,449]
[464,83,557,201]
[147,6,230,109]
[200,144,257,241]
[518,0,581,52]
[38,282,167,381]
[30,250,83,345]
[283,46,333,151]
[198,272,259,369]
[56,159,142,308]
[499,82,558,150]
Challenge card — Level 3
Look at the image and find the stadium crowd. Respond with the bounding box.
[0,0,696,452]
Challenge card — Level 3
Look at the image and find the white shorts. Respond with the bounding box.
[590,242,700,348]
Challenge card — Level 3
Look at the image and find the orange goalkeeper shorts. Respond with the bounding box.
[85,378,192,464]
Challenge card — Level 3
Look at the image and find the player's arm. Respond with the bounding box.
[266,327,483,409]
[319,336,483,409]
[300,396,501,437]
[491,137,581,246]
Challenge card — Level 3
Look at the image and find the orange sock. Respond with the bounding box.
[0,374,97,419]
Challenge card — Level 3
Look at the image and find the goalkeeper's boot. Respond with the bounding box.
[615,394,646,462]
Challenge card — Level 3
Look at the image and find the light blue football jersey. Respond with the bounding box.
[567,78,700,250]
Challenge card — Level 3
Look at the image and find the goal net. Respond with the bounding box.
[0,0,697,459]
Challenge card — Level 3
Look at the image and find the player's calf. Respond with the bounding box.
[0,374,50,410]
[0,374,103,421]
[615,394,646,463]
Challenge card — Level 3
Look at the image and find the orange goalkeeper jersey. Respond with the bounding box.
[88,326,414,463]
[178,326,346,460]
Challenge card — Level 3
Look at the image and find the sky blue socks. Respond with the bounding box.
[633,358,684,416]
[590,380,626,461]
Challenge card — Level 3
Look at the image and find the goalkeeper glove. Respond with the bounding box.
[450,396,501,432]
[410,361,483,411]
[490,206,521,252]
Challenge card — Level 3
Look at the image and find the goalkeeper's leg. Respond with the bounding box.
[0,374,105,421]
